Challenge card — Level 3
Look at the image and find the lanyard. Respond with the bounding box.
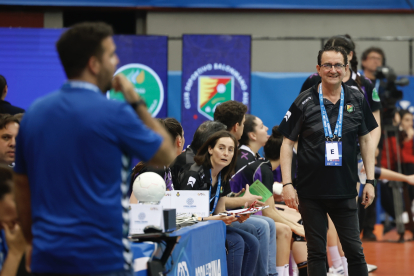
[209,169,222,215]
[319,84,344,140]
[375,79,380,94]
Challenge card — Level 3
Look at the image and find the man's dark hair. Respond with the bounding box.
[0,165,13,200]
[317,46,348,67]
[190,121,226,153]
[0,75,6,94]
[213,101,247,131]
[56,22,114,79]
[239,114,257,146]
[361,47,386,70]
[194,130,238,183]
[0,114,19,130]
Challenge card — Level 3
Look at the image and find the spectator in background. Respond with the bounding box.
[0,115,19,166]
[170,120,226,189]
[214,100,247,141]
[0,165,26,276]
[361,47,386,84]
[13,22,174,275]
[0,76,24,115]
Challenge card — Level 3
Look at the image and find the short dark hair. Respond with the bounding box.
[263,126,283,161]
[0,165,13,200]
[318,46,348,67]
[214,101,247,131]
[0,75,6,94]
[190,121,226,153]
[239,114,257,146]
[194,130,238,183]
[361,47,386,70]
[56,22,114,79]
[0,114,19,130]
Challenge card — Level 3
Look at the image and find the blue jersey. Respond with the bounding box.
[14,82,162,273]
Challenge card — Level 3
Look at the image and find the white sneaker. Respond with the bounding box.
[329,265,345,275]
[367,263,377,272]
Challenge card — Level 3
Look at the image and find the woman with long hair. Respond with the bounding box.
[179,130,262,276]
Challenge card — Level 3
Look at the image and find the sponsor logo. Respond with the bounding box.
[108,63,164,117]
[176,192,180,197]
[184,197,196,208]
[197,193,206,196]
[346,104,354,113]
[302,96,312,105]
[198,76,234,120]
[187,176,196,188]
[138,212,146,220]
[177,261,190,276]
[284,111,292,121]
[195,259,222,276]
[150,207,159,211]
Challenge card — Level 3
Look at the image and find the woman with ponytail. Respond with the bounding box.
[232,124,307,276]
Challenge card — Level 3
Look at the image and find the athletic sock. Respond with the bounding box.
[290,251,297,275]
[328,245,342,269]
[341,256,349,276]
[297,261,308,276]
[276,266,284,276]
[284,264,289,276]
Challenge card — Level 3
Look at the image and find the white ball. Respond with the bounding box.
[133,172,166,203]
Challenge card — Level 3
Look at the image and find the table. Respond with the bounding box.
[131,220,228,276]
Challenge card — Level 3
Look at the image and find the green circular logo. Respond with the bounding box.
[108,63,164,117]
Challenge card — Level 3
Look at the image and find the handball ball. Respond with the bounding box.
[133,172,166,203]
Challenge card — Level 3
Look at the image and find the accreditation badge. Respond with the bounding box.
[325,141,342,166]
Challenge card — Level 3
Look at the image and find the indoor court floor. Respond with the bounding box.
[361,225,413,276]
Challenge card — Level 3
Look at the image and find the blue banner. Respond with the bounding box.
[0,28,65,110]
[2,0,414,10]
[110,35,168,118]
[181,35,251,146]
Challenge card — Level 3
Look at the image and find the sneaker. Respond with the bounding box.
[329,265,345,275]
[367,263,378,272]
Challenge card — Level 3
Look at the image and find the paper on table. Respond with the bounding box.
[129,204,164,234]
